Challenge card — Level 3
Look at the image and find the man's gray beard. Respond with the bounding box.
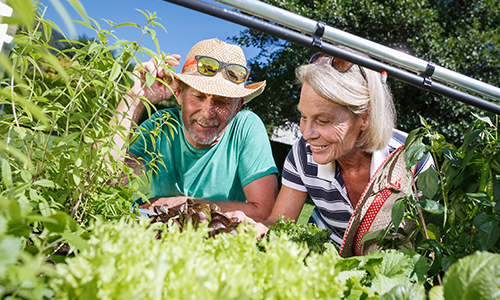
[187,128,221,146]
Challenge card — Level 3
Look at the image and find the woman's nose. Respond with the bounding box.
[301,120,319,140]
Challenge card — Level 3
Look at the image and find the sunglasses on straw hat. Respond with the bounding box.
[182,55,250,84]
[309,52,368,83]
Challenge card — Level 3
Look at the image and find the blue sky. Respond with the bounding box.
[41,0,261,72]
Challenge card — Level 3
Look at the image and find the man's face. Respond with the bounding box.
[176,85,242,148]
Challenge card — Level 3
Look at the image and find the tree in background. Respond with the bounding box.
[233,0,500,144]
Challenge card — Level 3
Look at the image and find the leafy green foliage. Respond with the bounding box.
[48,219,433,300]
[2,1,500,298]
[0,1,176,297]
[0,196,56,300]
[336,249,428,299]
[383,113,500,279]
[232,0,500,144]
[442,251,500,300]
[50,219,347,300]
[0,0,173,232]
[263,215,333,254]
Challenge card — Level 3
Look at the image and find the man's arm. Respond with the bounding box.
[227,185,308,237]
[106,55,181,185]
[141,174,278,222]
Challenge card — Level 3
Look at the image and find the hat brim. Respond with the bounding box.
[175,72,266,104]
[339,145,415,257]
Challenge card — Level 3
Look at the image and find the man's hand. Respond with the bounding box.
[130,54,182,105]
[139,196,188,210]
[226,210,271,238]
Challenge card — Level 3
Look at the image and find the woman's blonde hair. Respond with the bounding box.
[296,51,395,152]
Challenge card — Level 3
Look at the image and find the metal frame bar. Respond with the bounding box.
[215,0,500,103]
[162,0,500,115]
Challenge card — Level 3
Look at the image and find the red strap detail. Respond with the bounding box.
[352,179,401,256]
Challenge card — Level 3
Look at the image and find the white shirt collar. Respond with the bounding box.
[315,145,390,182]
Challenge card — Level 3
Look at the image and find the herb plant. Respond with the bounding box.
[376,113,500,279]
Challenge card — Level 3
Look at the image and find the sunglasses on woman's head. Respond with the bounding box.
[182,55,250,84]
[309,52,368,83]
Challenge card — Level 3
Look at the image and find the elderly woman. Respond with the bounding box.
[242,52,432,246]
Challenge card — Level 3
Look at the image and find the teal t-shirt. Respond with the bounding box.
[129,108,278,202]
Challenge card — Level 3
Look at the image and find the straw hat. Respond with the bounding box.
[175,38,266,104]
[339,145,417,257]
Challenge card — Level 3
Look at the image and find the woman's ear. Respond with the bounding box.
[360,112,370,131]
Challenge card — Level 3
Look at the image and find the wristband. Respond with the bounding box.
[132,197,144,207]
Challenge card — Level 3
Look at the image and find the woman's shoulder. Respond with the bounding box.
[388,129,408,151]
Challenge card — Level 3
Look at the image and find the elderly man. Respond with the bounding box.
[111,38,278,222]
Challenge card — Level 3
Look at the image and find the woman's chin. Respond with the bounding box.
[312,153,333,165]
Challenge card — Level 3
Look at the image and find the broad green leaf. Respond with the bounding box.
[43,211,68,233]
[72,173,81,186]
[26,214,57,224]
[441,255,458,272]
[417,199,444,214]
[443,252,500,300]
[459,129,481,152]
[59,132,80,145]
[62,231,90,252]
[460,145,477,170]
[417,167,439,199]
[0,236,22,273]
[473,213,500,234]
[381,284,426,300]
[428,285,444,300]
[89,42,104,54]
[1,158,12,188]
[391,199,406,230]
[476,229,500,251]
[145,72,155,87]
[38,201,52,217]
[7,218,32,237]
[404,127,423,150]
[426,223,440,240]
[34,179,55,188]
[146,28,156,40]
[471,112,493,127]
[13,126,27,139]
[109,61,122,81]
[0,89,49,126]
[405,145,430,171]
[359,229,384,249]
[66,0,88,22]
[7,0,35,29]
[42,20,52,43]
[494,200,500,212]
[443,148,461,166]
[114,22,141,29]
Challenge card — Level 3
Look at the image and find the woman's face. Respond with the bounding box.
[298,83,368,165]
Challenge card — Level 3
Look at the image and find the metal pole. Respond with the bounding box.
[162,0,500,115]
[215,0,500,103]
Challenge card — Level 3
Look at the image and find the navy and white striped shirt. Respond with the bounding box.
[282,129,433,246]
